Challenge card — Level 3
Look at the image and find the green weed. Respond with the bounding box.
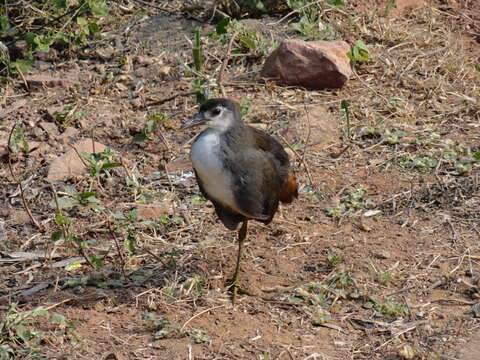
[365,296,410,319]
[53,105,83,130]
[9,126,30,153]
[142,312,211,343]
[80,147,121,181]
[325,188,376,218]
[133,112,171,142]
[0,0,109,78]
[0,303,76,360]
[348,40,371,63]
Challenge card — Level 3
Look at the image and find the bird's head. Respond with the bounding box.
[181,98,242,132]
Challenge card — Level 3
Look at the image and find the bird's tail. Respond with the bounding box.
[279,172,298,203]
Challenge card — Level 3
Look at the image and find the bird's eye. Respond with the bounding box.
[211,108,221,116]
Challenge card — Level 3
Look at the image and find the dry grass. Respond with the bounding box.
[0,0,479,359]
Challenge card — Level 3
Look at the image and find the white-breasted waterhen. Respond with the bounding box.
[182,98,298,303]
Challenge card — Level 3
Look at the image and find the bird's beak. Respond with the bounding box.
[181,112,207,130]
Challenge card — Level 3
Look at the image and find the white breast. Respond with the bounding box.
[191,131,238,211]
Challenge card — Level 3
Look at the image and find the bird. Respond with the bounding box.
[181,98,298,303]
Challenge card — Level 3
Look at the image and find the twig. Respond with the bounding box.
[142,247,169,268]
[108,226,127,279]
[146,91,196,107]
[16,66,29,91]
[70,144,90,168]
[180,305,225,332]
[386,285,415,297]
[7,123,43,232]
[301,105,312,166]
[217,31,238,97]
[129,0,174,12]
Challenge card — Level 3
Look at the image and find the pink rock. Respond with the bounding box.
[136,203,174,219]
[261,39,352,89]
[47,139,107,181]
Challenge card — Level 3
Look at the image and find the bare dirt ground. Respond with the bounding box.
[0,1,479,359]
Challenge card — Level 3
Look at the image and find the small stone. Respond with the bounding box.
[373,249,391,259]
[363,209,382,217]
[135,55,156,66]
[136,203,173,219]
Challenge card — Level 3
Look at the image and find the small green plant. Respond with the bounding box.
[53,105,83,130]
[49,186,103,211]
[386,97,405,113]
[133,112,171,142]
[376,271,393,286]
[348,40,371,63]
[365,296,410,319]
[80,147,121,180]
[50,186,103,269]
[399,155,438,172]
[0,303,76,359]
[240,100,253,117]
[288,270,358,325]
[0,0,109,79]
[0,303,48,359]
[325,188,376,218]
[340,100,351,141]
[9,126,30,153]
[191,26,210,103]
[326,250,343,266]
[291,15,336,41]
[288,0,343,40]
[398,145,479,174]
[142,312,211,343]
[217,0,267,18]
[211,19,273,57]
[360,127,405,146]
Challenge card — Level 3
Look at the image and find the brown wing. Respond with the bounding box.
[248,126,299,203]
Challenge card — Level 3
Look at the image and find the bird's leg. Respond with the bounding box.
[230,220,248,305]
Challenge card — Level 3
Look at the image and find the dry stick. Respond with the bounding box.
[146,91,196,107]
[301,105,313,175]
[129,0,174,12]
[7,123,43,232]
[16,66,29,91]
[217,31,238,97]
[70,144,90,168]
[278,134,315,189]
[142,247,169,268]
[180,305,225,332]
[108,226,127,279]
